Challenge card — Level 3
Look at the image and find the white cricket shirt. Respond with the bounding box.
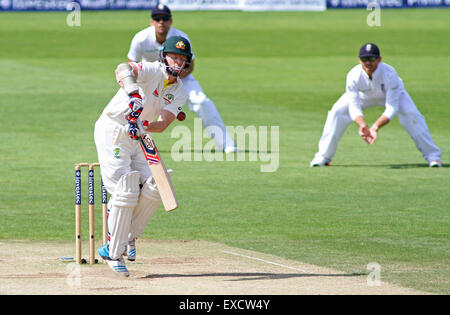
[102,61,187,125]
[346,62,405,121]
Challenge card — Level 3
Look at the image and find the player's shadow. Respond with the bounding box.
[330,163,447,169]
[140,272,365,281]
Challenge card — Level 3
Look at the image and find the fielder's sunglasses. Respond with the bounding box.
[360,56,379,62]
[152,15,171,22]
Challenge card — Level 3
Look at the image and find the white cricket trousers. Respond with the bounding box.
[94,116,151,193]
[94,116,159,259]
[313,91,441,163]
[182,75,236,150]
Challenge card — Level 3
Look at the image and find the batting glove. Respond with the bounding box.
[125,94,144,122]
[128,120,149,140]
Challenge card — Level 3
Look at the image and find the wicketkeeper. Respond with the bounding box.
[94,36,191,276]
[310,43,442,168]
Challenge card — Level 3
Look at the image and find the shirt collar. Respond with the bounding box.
[361,62,381,80]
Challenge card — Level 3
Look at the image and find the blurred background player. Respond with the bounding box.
[95,36,191,276]
[127,4,237,153]
[310,43,442,168]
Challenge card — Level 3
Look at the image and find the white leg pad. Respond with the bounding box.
[108,171,140,260]
[129,176,163,240]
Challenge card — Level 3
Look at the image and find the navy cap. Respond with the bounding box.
[152,4,171,18]
[359,43,380,58]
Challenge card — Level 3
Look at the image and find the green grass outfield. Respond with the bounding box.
[0,9,449,294]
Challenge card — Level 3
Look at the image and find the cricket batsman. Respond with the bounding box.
[94,36,191,276]
[310,43,442,168]
[127,4,238,153]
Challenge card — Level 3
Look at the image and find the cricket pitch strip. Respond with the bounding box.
[0,240,426,295]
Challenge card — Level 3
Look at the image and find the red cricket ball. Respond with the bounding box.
[177,111,186,121]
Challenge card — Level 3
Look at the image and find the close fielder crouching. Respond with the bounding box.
[310,43,442,168]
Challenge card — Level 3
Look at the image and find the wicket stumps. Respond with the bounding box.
[75,163,108,264]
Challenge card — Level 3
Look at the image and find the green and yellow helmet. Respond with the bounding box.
[159,36,192,76]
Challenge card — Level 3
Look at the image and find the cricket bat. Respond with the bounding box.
[139,134,178,211]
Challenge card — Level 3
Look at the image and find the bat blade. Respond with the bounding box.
[139,134,178,211]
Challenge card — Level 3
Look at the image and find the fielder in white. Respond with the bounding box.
[127,4,237,153]
[95,36,191,276]
[311,43,442,168]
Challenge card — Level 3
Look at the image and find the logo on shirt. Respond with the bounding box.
[113,148,120,159]
[163,93,174,104]
[152,89,159,97]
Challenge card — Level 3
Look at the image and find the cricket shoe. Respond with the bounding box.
[429,160,442,168]
[127,239,136,261]
[106,258,129,277]
[310,157,331,167]
[98,243,130,277]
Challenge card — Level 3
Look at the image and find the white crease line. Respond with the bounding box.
[222,250,308,273]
